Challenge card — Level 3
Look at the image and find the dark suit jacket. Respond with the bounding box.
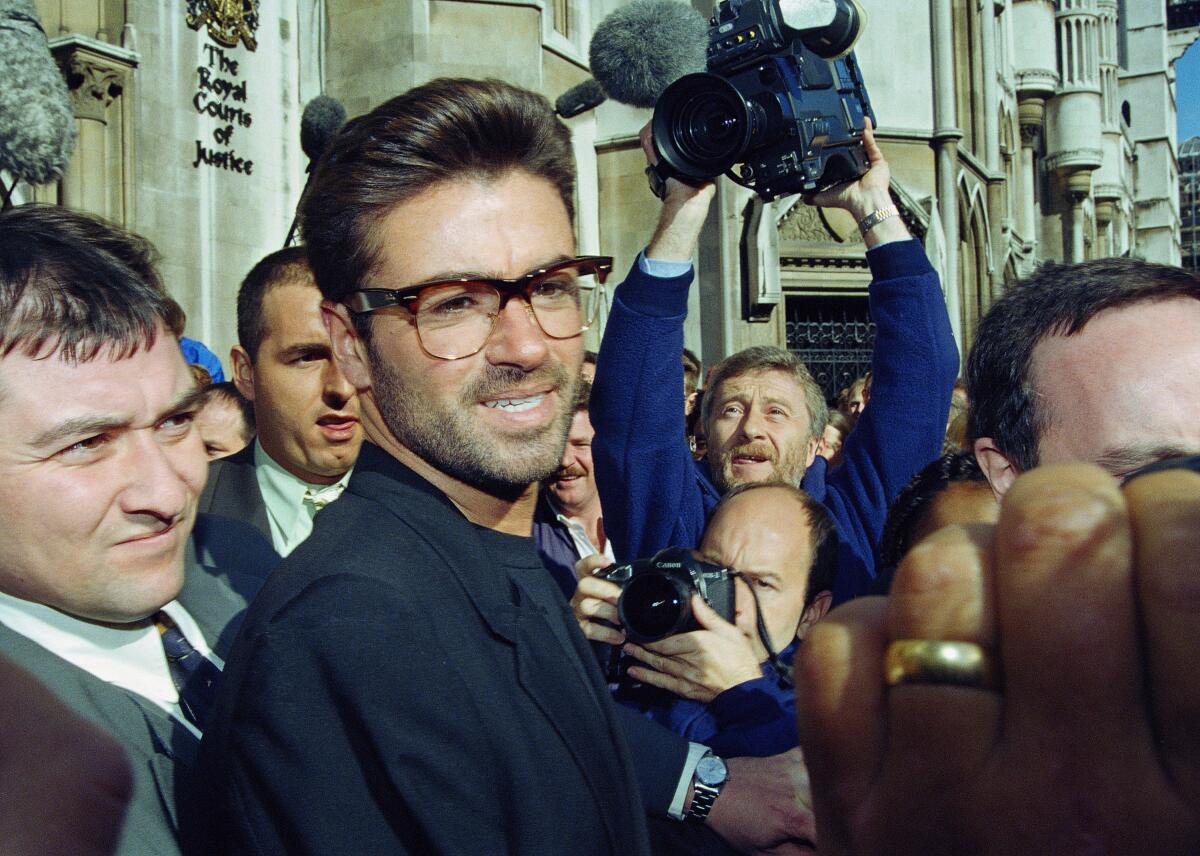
[198,443,271,546]
[0,515,270,856]
[194,443,688,855]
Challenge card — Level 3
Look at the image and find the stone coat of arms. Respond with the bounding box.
[186,0,260,51]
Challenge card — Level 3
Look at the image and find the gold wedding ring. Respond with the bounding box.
[885,640,1000,691]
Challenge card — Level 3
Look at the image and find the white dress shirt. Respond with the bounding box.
[0,592,217,738]
[254,441,352,556]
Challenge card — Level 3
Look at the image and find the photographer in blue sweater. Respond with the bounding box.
[575,481,836,757]
[587,121,959,605]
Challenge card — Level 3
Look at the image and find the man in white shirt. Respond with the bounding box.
[0,205,264,856]
[200,246,363,555]
[534,381,614,596]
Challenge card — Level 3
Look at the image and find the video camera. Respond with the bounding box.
[651,0,875,201]
[593,547,736,684]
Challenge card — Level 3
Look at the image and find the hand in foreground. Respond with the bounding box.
[624,589,764,702]
[708,748,817,855]
[797,463,1200,855]
[570,569,625,645]
[0,653,133,856]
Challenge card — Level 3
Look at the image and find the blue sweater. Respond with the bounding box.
[621,642,800,758]
[591,240,958,603]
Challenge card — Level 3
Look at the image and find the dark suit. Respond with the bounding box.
[0,515,272,856]
[194,443,688,855]
[198,443,271,545]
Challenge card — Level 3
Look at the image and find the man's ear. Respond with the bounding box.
[973,437,1022,501]
[322,301,372,392]
[796,590,832,642]
[805,434,820,468]
[230,345,255,402]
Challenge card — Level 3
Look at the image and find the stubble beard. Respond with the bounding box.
[370,344,578,497]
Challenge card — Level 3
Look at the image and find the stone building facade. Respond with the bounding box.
[9,0,1192,393]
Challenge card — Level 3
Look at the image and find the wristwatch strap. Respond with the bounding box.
[684,781,721,823]
[858,206,899,236]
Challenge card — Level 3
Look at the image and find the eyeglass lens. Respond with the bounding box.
[414,261,603,360]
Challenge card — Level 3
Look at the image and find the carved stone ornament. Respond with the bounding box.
[778,203,839,244]
[59,55,125,123]
[186,0,260,51]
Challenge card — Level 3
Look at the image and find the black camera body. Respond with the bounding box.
[652,0,875,200]
[593,547,736,684]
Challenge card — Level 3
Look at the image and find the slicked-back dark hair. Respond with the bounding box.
[301,78,576,332]
[967,257,1200,470]
[0,204,173,362]
[879,451,987,570]
[236,245,312,360]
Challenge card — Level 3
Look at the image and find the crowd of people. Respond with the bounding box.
[0,75,1197,856]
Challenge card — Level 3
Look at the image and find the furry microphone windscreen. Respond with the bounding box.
[589,0,709,109]
[555,78,607,118]
[0,0,76,184]
[300,95,347,163]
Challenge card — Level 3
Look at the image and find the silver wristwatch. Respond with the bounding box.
[685,753,729,823]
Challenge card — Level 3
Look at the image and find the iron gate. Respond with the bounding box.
[785,295,875,404]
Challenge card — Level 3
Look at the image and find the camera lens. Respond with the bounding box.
[619,572,691,643]
[653,73,753,181]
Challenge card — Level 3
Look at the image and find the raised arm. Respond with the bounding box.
[590,126,718,561]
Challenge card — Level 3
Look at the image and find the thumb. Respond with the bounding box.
[691,593,737,635]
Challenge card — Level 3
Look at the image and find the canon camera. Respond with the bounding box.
[593,547,736,684]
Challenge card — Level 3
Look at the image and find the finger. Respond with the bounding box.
[691,593,739,636]
[581,620,625,646]
[638,632,701,657]
[994,465,1150,763]
[1124,469,1200,804]
[624,664,704,702]
[623,644,689,681]
[576,553,610,579]
[639,121,658,166]
[575,574,622,605]
[883,523,1001,795]
[795,596,887,854]
[576,597,620,626]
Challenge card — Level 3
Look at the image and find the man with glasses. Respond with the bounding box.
[195,78,814,855]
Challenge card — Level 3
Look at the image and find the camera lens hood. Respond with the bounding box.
[652,72,754,182]
[619,571,694,644]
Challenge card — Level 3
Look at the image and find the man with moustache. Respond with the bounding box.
[534,381,612,597]
[199,246,362,556]
[587,122,959,604]
[196,79,816,855]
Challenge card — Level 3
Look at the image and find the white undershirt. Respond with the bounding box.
[0,592,218,738]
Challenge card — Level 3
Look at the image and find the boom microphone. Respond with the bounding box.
[0,0,76,201]
[555,78,606,118]
[288,95,347,245]
[300,95,346,168]
[589,0,708,108]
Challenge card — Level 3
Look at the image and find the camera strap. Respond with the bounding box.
[733,572,795,689]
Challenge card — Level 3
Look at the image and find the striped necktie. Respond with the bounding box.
[155,612,221,730]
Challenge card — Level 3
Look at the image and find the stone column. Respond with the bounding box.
[1067,169,1093,263]
[1018,96,1045,247]
[1094,200,1115,257]
[932,0,963,349]
[51,37,138,222]
[981,0,1001,172]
